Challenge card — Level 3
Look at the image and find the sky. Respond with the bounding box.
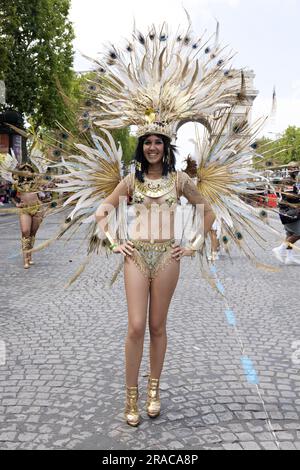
[69,0,300,164]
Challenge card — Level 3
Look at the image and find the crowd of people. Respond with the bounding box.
[0,181,14,205]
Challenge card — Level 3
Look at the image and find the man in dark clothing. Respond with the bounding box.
[272,170,300,265]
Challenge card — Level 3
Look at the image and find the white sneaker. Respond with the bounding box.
[285,251,300,265]
[208,252,219,262]
[272,245,287,263]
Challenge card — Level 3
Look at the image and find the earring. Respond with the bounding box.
[166,149,171,167]
[135,161,142,172]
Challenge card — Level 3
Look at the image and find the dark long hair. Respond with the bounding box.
[17,163,35,184]
[134,134,177,182]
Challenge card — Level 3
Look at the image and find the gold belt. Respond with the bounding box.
[131,239,174,252]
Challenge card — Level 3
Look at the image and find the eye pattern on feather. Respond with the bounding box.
[82,122,91,130]
[138,34,145,45]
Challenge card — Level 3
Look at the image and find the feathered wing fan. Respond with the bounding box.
[186,110,281,269]
[30,129,124,287]
[81,16,242,140]
[0,152,19,183]
[53,129,122,223]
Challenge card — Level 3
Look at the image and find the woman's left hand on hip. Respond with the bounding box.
[171,245,194,260]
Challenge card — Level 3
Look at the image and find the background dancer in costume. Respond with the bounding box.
[11,163,45,269]
[0,154,47,269]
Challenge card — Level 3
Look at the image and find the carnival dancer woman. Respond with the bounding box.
[95,133,215,426]
[42,16,275,427]
[11,163,44,269]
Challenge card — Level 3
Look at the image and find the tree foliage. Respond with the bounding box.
[0,0,75,129]
[256,126,300,167]
[112,128,137,166]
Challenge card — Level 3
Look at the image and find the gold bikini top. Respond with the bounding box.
[132,172,178,207]
[123,171,196,207]
[13,177,41,193]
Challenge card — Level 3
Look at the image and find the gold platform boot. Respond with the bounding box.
[125,386,140,427]
[146,377,160,418]
[28,236,35,265]
[21,237,31,269]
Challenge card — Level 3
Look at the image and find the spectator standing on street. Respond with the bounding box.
[272,170,300,265]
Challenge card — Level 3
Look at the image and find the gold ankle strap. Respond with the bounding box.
[21,237,31,251]
[148,378,159,387]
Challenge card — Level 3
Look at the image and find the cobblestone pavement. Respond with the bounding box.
[0,210,300,451]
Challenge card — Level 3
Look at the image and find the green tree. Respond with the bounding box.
[112,128,137,166]
[278,126,300,164]
[256,126,300,167]
[0,0,75,128]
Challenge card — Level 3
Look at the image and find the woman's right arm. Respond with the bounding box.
[95,176,134,256]
[11,190,23,207]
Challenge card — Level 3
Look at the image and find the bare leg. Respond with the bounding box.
[124,258,150,387]
[30,213,43,237]
[19,214,33,268]
[19,213,32,239]
[210,230,219,252]
[149,260,180,379]
[29,214,43,263]
[286,234,300,248]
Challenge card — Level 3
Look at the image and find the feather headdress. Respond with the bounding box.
[82,16,242,140]
[0,152,19,183]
